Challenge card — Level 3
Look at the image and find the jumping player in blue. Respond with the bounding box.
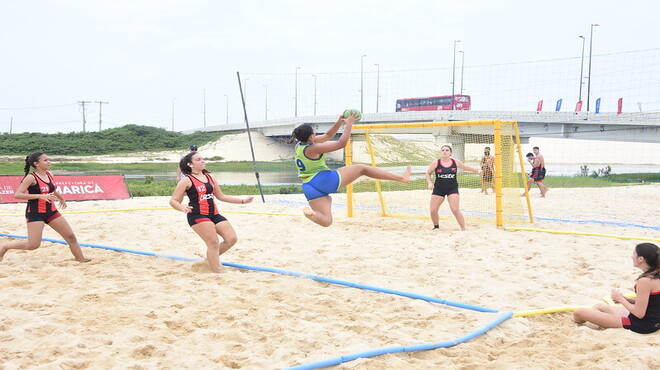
[425,145,480,231]
[292,112,411,227]
[0,152,90,263]
[573,243,660,333]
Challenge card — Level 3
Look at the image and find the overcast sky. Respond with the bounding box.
[1,0,659,133]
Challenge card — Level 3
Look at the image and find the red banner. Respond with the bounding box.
[575,101,583,112]
[617,97,623,114]
[0,175,131,203]
[536,100,543,112]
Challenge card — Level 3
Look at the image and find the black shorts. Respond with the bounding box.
[187,213,228,227]
[531,168,546,182]
[622,315,660,334]
[25,209,62,224]
[432,185,459,198]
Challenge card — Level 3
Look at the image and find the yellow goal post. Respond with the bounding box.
[345,120,533,227]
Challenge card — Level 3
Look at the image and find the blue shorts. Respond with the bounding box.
[302,170,341,201]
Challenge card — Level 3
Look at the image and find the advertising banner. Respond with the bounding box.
[0,175,130,203]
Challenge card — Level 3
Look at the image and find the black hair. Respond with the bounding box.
[290,124,314,143]
[484,147,491,155]
[179,152,209,176]
[441,145,452,153]
[24,152,45,175]
[636,243,660,280]
[533,146,539,150]
[526,152,534,158]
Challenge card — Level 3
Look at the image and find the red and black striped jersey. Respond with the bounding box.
[185,173,218,216]
[26,172,56,213]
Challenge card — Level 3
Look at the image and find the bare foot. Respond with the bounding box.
[402,165,412,183]
[303,206,316,221]
[76,258,92,263]
[541,188,550,197]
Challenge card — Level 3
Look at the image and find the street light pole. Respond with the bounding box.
[452,40,461,110]
[264,84,268,121]
[203,88,207,128]
[578,36,586,102]
[586,24,599,112]
[374,63,380,113]
[171,97,176,132]
[311,74,317,116]
[224,94,229,124]
[295,66,300,117]
[360,54,367,112]
[458,51,465,95]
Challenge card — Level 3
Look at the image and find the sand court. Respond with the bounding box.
[1,185,659,368]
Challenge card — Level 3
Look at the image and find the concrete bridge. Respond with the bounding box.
[188,111,660,144]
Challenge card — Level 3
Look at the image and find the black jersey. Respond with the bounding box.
[185,173,218,216]
[26,172,56,213]
[432,159,459,197]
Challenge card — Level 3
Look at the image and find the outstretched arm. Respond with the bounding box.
[454,158,480,173]
[313,115,345,143]
[212,175,254,204]
[305,114,357,157]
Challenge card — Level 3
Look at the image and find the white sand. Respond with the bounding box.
[1,185,659,368]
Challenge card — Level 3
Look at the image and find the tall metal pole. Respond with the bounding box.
[95,101,108,131]
[578,36,586,102]
[224,94,229,124]
[586,24,599,112]
[360,54,367,112]
[203,88,207,128]
[459,51,465,95]
[171,97,176,132]
[294,66,300,117]
[374,63,380,113]
[312,74,317,116]
[264,84,268,120]
[452,40,461,110]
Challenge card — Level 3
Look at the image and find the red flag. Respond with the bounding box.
[575,101,583,112]
[617,98,623,114]
[536,100,543,112]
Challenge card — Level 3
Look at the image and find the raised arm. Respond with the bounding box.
[313,115,345,143]
[305,114,357,157]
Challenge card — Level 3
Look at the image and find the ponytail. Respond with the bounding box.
[636,243,660,280]
[179,152,209,176]
[290,124,314,143]
[24,152,45,175]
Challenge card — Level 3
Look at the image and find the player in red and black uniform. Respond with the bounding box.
[170,151,254,273]
[573,243,660,334]
[425,145,480,231]
[0,153,90,263]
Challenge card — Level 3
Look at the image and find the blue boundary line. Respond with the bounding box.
[285,312,513,369]
[0,232,505,368]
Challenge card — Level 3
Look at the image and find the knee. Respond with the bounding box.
[572,308,588,322]
[224,235,238,247]
[26,241,41,250]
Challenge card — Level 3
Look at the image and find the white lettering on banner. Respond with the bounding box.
[56,184,104,195]
[200,193,214,200]
[438,174,456,179]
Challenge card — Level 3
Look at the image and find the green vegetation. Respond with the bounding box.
[126,179,301,197]
[0,124,227,156]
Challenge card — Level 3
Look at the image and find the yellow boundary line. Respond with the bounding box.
[0,208,302,217]
[513,306,585,317]
[504,227,660,242]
